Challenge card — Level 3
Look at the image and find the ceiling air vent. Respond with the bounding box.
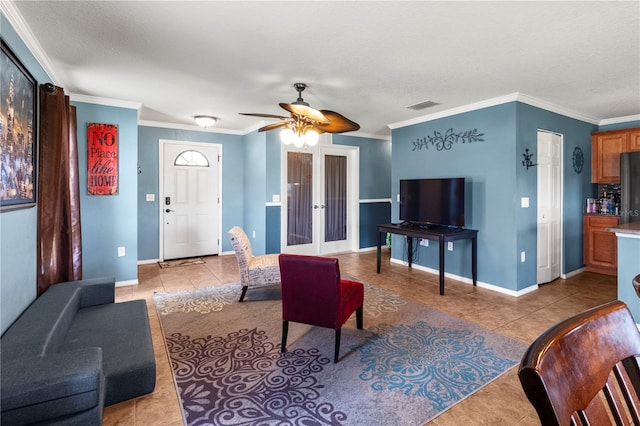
[406,100,440,111]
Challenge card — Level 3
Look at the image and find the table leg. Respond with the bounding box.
[377,230,382,273]
[407,236,413,268]
[472,235,477,286]
[439,236,445,295]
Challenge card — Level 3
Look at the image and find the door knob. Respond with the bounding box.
[165,209,174,213]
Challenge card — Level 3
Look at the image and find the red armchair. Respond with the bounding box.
[278,254,364,363]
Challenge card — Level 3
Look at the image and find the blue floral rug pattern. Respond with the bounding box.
[358,321,516,410]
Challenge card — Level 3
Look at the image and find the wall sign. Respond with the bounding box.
[87,123,118,195]
[412,128,484,151]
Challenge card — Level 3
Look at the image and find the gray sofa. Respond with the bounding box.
[1,277,156,425]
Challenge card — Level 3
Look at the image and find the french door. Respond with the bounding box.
[281,144,359,255]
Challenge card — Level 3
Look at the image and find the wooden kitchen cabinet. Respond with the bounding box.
[591,127,640,183]
[584,214,619,275]
[591,130,627,183]
[629,129,640,152]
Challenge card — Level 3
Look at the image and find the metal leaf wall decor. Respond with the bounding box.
[412,128,485,151]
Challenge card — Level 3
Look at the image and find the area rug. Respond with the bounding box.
[158,257,205,269]
[154,282,527,426]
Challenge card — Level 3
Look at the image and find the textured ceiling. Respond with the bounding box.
[5,1,640,139]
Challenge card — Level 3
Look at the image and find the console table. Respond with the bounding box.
[377,223,478,295]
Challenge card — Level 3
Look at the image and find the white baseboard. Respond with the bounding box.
[116,279,138,287]
[389,257,538,297]
[561,267,585,279]
[138,258,160,265]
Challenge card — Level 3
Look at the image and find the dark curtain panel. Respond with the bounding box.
[287,151,313,246]
[37,84,82,296]
[324,154,347,242]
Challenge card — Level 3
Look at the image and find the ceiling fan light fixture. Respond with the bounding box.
[194,115,217,127]
[292,134,306,148]
[281,128,295,145]
[305,129,319,146]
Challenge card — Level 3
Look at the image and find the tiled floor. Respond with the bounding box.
[104,249,617,425]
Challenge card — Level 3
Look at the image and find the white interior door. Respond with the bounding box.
[537,130,563,284]
[161,140,220,260]
[281,143,359,255]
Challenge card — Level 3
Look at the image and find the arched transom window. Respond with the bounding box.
[174,150,210,167]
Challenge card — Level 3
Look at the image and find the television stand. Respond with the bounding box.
[376,223,478,295]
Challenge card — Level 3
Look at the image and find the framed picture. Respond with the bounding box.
[1,38,37,211]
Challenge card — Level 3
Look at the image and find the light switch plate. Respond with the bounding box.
[146,193,155,202]
[521,197,529,208]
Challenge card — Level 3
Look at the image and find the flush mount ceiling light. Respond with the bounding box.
[194,115,217,127]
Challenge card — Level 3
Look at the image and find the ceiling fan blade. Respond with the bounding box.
[279,103,330,124]
[317,110,360,133]
[257,121,289,132]
[239,112,289,120]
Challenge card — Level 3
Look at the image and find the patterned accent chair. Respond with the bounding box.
[518,300,640,425]
[278,254,364,363]
[228,226,281,302]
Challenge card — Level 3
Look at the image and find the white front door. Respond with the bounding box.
[537,130,563,284]
[281,143,359,255]
[161,140,220,260]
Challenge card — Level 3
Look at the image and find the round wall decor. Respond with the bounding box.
[572,146,584,174]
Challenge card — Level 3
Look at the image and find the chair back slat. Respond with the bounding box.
[519,301,640,426]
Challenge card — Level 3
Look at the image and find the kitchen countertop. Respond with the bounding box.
[606,221,640,236]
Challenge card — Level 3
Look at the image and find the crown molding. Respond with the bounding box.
[599,114,640,126]
[139,120,246,135]
[515,93,600,124]
[70,93,142,110]
[1,1,63,85]
[387,92,604,129]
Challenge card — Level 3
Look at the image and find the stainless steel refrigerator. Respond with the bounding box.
[620,151,640,223]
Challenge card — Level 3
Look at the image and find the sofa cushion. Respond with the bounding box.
[1,347,104,425]
[1,283,80,358]
[63,299,156,406]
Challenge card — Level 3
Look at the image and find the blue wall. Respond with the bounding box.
[515,103,596,287]
[391,101,597,292]
[1,14,51,334]
[392,103,518,290]
[243,130,267,255]
[137,126,244,259]
[73,102,139,283]
[617,235,640,322]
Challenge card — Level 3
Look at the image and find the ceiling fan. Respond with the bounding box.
[240,83,360,146]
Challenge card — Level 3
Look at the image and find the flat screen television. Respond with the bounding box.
[399,178,465,227]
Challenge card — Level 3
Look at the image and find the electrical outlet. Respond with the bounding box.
[447,242,453,251]
[419,239,429,246]
[118,247,125,257]
[252,230,256,238]
[145,193,155,202]
[521,251,526,262]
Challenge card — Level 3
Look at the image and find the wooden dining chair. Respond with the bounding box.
[518,300,640,426]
